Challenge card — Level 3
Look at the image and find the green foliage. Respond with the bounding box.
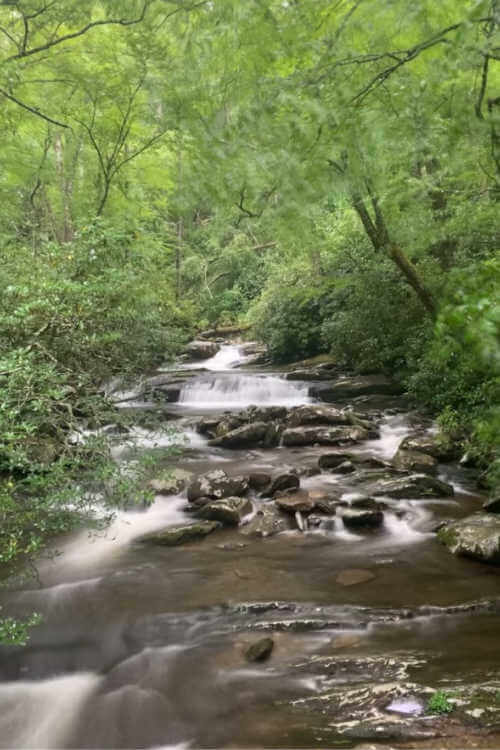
[0,612,42,647]
[427,690,454,715]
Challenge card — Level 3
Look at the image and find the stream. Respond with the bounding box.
[1,344,499,749]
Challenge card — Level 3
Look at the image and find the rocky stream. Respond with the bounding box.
[1,341,500,749]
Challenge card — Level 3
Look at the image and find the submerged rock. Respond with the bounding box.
[372,474,454,499]
[336,569,376,586]
[245,637,274,662]
[438,513,500,564]
[393,448,438,474]
[139,521,221,546]
[197,496,252,525]
[187,469,249,502]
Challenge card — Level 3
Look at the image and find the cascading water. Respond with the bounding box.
[179,372,310,408]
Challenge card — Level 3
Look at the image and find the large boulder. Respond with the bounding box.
[285,368,337,381]
[310,375,402,402]
[240,506,291,538]
[437,513,500,564]
[319,452,389,471]
[187,470,249,502]
[282,426,369,447]
[399,433,458,462]
[392,449,438,474]
[197,497,252,525]
[287,405,353,428]
[139,521,221,546]
[372,473,454,499]
[208,422,273,449]
[241,406,288,423]
[196,416,224,438]
[185,340,220,360]
[275,490,316,514]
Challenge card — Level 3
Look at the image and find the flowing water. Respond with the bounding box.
[1,345,499,749]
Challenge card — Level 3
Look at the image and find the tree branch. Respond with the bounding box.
[0,86,69,127]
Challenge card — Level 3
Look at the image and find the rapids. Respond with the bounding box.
[1,344,499,749]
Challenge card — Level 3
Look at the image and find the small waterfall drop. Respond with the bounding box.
[179,373,310,409]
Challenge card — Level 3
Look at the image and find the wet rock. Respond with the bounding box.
[196,416,223,438]
[372,473,454,499]
[275,490,316,514]
[348,495,385,510]
[248,472,272,491]
[139,520,221,546]
[185,340,219,359]
[197,496,252,525]
[336,569,376,586]
[215,415,246,437]
[208,421,269,449]
[310,375,403,402]
[437,513,500,564]
[263,422,282,448]
[282,426,369,447]
[149,384,181,402]
[240,506,291,538]
[242,405,288,422]
[483,496,500,513]
[268,472,300,496]
[245,637,274,662]
[314,498,338,515]
[341,508,384,529]
[399,433,458,462]
[148,469,194,496]
[287,404,352,427]
[187,469,249,502]
[393,448,438,474]
[318,452,352,470]
[332,460,356,474]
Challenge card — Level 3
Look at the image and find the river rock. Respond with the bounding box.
[242,405,288,422]
[483,496,500,513]
[392,448,438,474]
[148,469,193,495]
[196,416,223,437]
[349,495,386,510]
[282,426,369,447]
[437,513,500,564]
[287,404,352,428]
[185,340,220,359]
[245,637,274,662]
[341,508,384,529]
[332,460,356,474]
[197,497,252,525]
[268,472,300,496]
[187,470,249,502]
[399,433,458,461]
[240,506,290,537]
[139,520,221,546]
[248,472,272,491]
[285,368,336,381]
[310,375,403,402]
[215,415,246,437]
[208,421,269,449]
[275,490,315,514]
[372,474,454,499]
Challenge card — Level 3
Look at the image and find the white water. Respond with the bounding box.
[179,373,310,409]
[0,672,101,749]
[361,413,410,460]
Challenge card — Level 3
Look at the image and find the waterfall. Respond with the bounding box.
[178,373,310,408]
